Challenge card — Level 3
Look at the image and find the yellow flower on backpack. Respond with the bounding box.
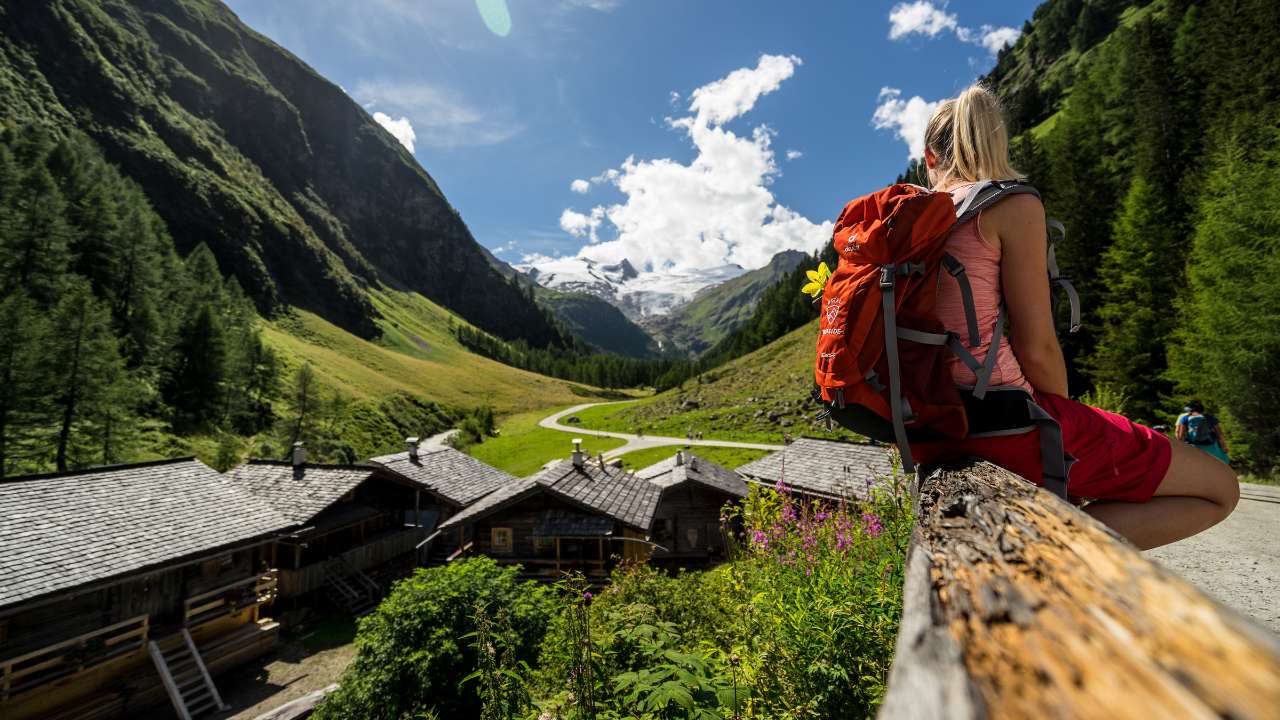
[801,261,831,300]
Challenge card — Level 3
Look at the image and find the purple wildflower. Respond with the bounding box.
[582,591,593,606]
[751,529,769,547]
[862,512,884,538]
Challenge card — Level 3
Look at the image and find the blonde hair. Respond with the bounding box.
[924,84,1023,188]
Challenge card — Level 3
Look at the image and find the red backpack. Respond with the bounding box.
[813,180,1080,498]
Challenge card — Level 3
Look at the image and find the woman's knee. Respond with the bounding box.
[1212,461,1240,515]
[1158,440,1240,514]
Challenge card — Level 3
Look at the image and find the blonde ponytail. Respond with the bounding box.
[924,84,1022,188]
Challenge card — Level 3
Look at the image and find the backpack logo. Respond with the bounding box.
[824,297,842,325]
[843,232,862,254]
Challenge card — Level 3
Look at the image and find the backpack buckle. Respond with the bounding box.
[879,265,895,289]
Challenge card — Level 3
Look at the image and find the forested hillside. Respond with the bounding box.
[977,0,1280,470]
[0,0,564,347]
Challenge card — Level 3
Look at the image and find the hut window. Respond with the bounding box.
[653,518,671,542]
[533,536,554,554]
[491,528,513,554]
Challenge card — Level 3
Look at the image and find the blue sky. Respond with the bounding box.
[224,1,1040,275]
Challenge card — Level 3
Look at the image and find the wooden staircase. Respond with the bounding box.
[148,630,227,720]
[322,558,380,616]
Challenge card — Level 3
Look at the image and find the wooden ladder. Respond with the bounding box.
[148,630,228,720]
[323,559,380,616]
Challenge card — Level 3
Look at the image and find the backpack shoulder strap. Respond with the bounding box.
[953,179,1041,225]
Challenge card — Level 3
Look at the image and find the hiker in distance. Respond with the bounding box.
[812,85,1237,550]
[1176,400,1231,465]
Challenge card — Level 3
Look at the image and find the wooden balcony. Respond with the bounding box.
[183,570,279,629]
[0,614,149,702]
[279,525,427,597]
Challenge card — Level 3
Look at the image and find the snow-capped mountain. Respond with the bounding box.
[518,256,746,318]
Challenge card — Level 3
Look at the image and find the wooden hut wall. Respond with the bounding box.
[470,493,617,560]
[651,484,735,558]
[1,545,266,658]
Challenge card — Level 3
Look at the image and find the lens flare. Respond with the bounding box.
[475,0,512,37]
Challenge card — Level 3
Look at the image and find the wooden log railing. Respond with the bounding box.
[879,461,1280,720]
[0,613,149,701]
[183,570,279,628]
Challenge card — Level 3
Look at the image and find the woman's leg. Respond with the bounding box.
[1083,439,1239,550]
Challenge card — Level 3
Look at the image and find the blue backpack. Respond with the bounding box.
[1185,414,1217,445]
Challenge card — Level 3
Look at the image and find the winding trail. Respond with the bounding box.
[539,401,784,460]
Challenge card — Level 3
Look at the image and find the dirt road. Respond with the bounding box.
[539,402,784,460]
[1145,482,1280,636]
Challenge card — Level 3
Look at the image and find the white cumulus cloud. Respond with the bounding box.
[372,112,416,153]
[888,1,1020,56]
[872,87,941,161]
[785,149,803,160]
[570,179,591,194]
[559,207,606,242]
[957,24,1021,55]
[551,54,831,276]
[682,54,802,128]
[888,1,957,39]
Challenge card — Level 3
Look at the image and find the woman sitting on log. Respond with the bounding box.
[908,85,1238,550]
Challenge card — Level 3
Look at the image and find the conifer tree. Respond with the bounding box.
[165,304,228,431]
[47,282,132,471]
[0,164,72,304]
[1087,18,1191,420]
[1168,136,1280,470]
[0,293,50,477]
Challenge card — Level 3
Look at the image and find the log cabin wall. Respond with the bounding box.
[650,484,735,561]
[470,493,617,561]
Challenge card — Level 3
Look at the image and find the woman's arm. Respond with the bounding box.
[990,195,1070,397]
[1176,417,1188,441]
[1215,422,1230,453]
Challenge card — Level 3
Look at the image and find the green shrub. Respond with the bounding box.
[315,558,562,720]
[533,569,736,720]
[724,482,911,718]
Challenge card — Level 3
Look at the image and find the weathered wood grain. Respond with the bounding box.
[880,461,1280,720]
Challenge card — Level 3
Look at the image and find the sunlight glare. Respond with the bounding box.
[476,0,512,37]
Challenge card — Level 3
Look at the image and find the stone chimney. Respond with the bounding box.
[571,438,584,468]
[674,450,684,466]
[405,437,420,461]
[291,442,307,467]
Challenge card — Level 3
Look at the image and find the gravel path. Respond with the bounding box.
[540,401,784,459]
[1145,482,1280,636]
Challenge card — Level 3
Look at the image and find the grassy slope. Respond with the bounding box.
[466,409,626,476]
[569,320,861,444]
[611,445,771,472]
[261,288,610,415]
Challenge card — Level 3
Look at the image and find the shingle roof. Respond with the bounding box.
[533,510,615,537]
[369,448,515,507]
[440,459,662,533]
[735,438,897,500]
[222,461,378,525]
[636,453,748,498]
[0,459,291,611]
[438,477,539,530]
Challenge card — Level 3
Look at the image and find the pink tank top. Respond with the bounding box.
[935,183,1032,392]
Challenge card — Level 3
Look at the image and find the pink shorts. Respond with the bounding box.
[912,392,1172,502]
